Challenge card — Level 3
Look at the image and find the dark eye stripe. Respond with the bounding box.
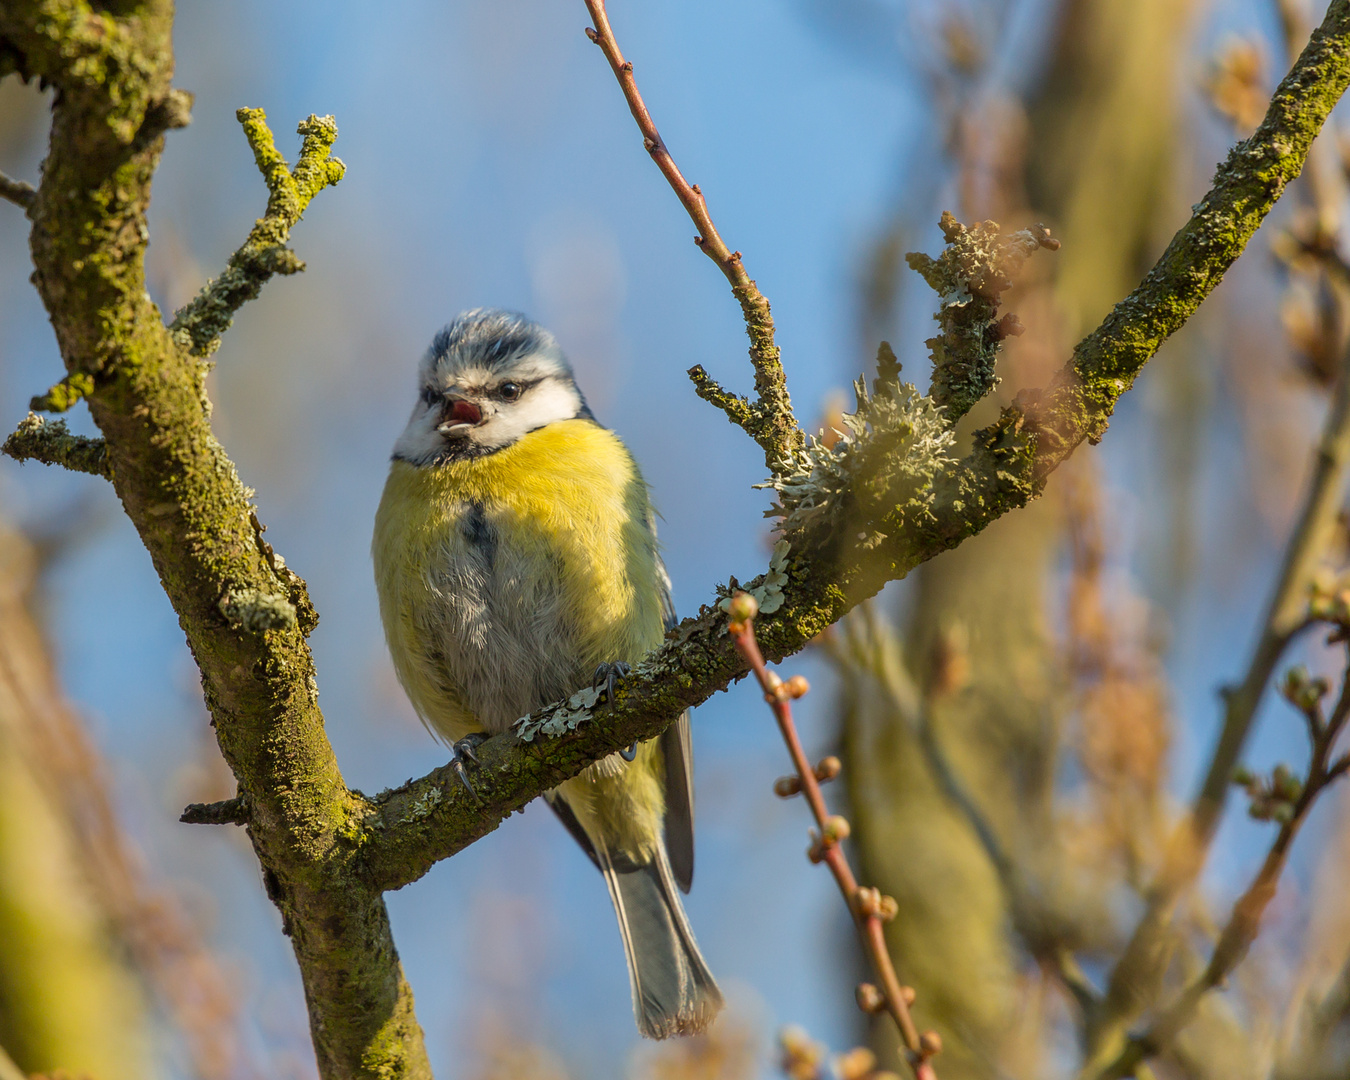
[421,386,440,406]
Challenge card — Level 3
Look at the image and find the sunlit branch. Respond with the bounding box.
[581,0,801,469]
[726,593,941,1080]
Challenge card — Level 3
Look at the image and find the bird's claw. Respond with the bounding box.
[592,661,631,706]
[450,732,490,803]
[593,662,637,761]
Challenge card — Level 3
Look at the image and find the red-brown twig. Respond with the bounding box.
[1087,661,1350,1080]
[581,0,800,468]
[727,593,939,1080]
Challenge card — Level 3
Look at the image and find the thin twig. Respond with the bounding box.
[1090,666,1350,1080]
[0,170,35,211]
[727,594,939,1080]
[1090,326,1350,1058]
[831,605,1102,1017]
[581,0,801,468]
[167,109,345,358]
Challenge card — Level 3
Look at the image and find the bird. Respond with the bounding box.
[372,308,723,1039]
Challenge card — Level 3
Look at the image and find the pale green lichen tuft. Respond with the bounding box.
[219,588,298,633]
[514,684,602,742]
[719,539,791,616]
[758,370,957,551]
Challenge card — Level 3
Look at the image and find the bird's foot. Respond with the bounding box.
[592,660,631,704]
[450,731,490,803]
[592,662,638,761]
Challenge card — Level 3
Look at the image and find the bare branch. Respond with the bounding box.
[1088,672,1350,1080]
[726,594,940,1080]
[1090,255,1350,1060]
[167,109,345,358]
[582,0,801,469]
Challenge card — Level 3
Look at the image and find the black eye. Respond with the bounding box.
[420,386,440,407]
[499,381,522,402]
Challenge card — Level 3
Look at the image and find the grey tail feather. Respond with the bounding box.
[598,842,724,1039]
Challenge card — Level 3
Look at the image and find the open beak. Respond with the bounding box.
[437,397,484,437]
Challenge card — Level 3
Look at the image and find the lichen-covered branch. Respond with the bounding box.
[905,214,1058,423]
[3,413,110,478]
[0,2,427,1076]
[360,0,1350,908]
[582,0,802,469]
[168,108,345,358]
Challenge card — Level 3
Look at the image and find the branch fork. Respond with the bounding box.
[168,109,345,358]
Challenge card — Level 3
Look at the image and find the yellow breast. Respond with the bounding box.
[372,419,666,739]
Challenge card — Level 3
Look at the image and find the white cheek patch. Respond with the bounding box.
[471,379,583,449]
[392,401,445,464]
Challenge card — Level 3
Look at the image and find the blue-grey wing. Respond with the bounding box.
[655,549,696,893]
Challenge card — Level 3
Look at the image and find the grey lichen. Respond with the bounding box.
[719,539,791,615]
[759,353,957,552]
[219,588,298,633]
[2,412,110,478]
[514,684,602,742]
[906,213,1059,423]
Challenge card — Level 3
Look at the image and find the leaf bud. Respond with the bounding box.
[855,983,887,1014]
[854,886,882,917]
[834,1047,878,1080]
[786,674,811,698]
[815,755,842,782]
[919,1031,943,1058]
[774,775,803,798]
[877,894,899,921]
[726,591,759,624]
[823,815,851,843]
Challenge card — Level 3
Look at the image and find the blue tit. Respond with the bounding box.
[372,308,723,1039]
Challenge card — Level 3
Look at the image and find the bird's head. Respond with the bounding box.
[392,309,591,465]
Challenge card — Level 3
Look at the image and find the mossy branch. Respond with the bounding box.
[358,0,1350,897]
[167,108,345,358]
[2,413,110,478]
[906,214,1058,422]
[6,0,1350,1076]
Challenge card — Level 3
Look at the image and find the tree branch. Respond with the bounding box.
[0,170,35,211]
[1087,191,1350,1064]
[1,3,429,1073]
[727,595,941,1080]
[359,0,1350,898]
[582,0,802,469]
[3,413,110,478]
[1089,667,1350,1080]
[168,108,344,357]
